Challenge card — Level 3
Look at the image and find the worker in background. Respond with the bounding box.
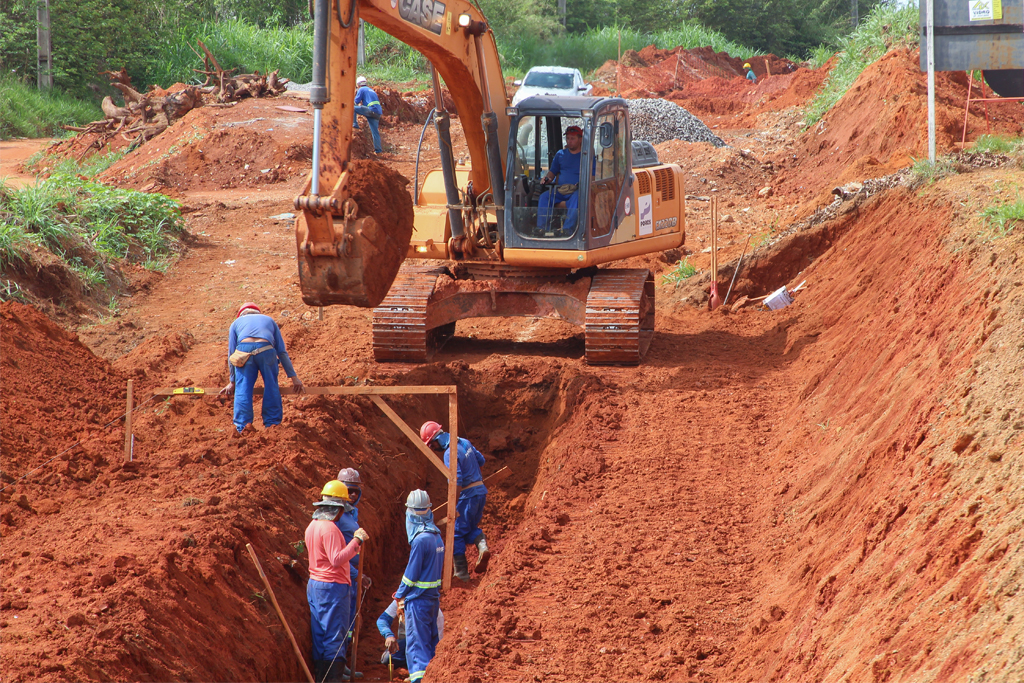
[537,125,584,234]
[744,62,757,84]
[306,481,369,683]
[394,490,444,683]
[353,75,384,155]
[419,422,489,581]
[334,468,367,681]
[377,597,444,675]
[219,302,304,434]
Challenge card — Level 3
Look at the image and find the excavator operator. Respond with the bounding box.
[537,125,584,233]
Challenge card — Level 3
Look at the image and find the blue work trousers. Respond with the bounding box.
[233,341,281,432]
[453,492,486,555]
[307,579,351,663]
[536,189,579,232]
[353,106,382,153]
[405,597,440,683]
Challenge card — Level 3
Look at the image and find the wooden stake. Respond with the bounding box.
[123,379,133,462]
[444,390,458,591]
[246,543,315,683]
[318,306,324,321]
[351,551,365,677]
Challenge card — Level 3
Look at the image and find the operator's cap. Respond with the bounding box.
[356,75,367,86]
[565,125,583,137]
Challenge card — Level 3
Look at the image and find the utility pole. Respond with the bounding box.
[558,0,566,27]
[851,0,859,28]
[37,0,53,90]
[357,19,365,66]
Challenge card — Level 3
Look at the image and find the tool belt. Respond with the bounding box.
[457,480,484,494]
[228,345,274,368]
[556,183,578,195]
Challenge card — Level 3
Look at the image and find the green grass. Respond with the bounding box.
[804,3,919,126]
[909,156,957,185]
[982,195,1024,236]
[0,77,103,140]
[661,256,698,286]
[972,135,1024,155]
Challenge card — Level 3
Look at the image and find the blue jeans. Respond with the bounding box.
[353,106,382,153]
[307,579,351,663]
[405,597,440,683]
[232,341,282,432]
[453,491,486,555]
[537,189,579,233]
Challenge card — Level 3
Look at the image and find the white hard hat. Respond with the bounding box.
[405,489,431,510]
[356,76,367,86]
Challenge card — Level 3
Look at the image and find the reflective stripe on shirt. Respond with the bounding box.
[401,575,442,589]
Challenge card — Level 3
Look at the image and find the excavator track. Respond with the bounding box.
[372,263,454,362]
[585,269,655,366]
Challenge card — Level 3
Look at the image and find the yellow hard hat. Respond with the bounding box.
[315,480,351,505]
[743,63,751,69]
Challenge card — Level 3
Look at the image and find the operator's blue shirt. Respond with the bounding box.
[355,86,382,116]
[434,434,487,493]
[395,529,444,602]
[227,313,297,382]
[549,148,582,186]
[334,506,360,580]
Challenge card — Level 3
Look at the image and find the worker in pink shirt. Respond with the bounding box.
[306,480,369,683]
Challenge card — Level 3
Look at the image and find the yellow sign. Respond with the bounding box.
[969,0,1002,21]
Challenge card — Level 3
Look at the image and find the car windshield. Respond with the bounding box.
[523,72,574,89]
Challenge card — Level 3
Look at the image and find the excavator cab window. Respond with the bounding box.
[589,110,626,239]
[508,115,588,241]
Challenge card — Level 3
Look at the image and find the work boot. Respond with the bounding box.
[341,664,363,681]
[313,660,330,683]
[324,658,346,683]
[453,553,471,581]
[474,534,491,574]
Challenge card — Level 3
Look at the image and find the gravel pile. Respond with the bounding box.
[628,98,726,148]
[286,81,312,92]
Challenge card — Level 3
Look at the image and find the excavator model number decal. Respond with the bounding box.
[398,0,446,34]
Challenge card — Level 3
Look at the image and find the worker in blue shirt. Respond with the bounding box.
[334,468,366,681]
[419,421,489,581]
[537,125,584,234]
[376,599,444,672]
[744,62,757,84]
[353,75,383,154]
[219,302,303,433]
[394,490,444,683]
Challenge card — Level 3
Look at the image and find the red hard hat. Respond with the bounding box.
[419,421,443,444]
[237,302,260,317]
[565,125,583,136]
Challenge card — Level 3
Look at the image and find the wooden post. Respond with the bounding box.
[123,379,133,462]
[36,0,52,90]
[351,551,365,675]
[246,544,315,683]
[443,390,458,590]
[318,306,324,321]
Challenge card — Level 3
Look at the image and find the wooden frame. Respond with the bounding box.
[143,383,460,590]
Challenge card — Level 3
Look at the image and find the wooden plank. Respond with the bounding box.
[152,385,456,397]
[435,466,511,528]
[444,391,458,591]
[368,395,449,477]
[123,379,133,462]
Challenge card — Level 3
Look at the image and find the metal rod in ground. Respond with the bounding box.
[245,543,315,683]
[350,551,366,679]
[123,379,133,462]
[724,234,752,306]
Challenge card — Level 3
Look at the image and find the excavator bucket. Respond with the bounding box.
[295,160,415,308]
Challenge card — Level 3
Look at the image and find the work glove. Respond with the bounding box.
[354,528,369,543]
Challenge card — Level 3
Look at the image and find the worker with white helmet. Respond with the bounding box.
[334,467,367,681]
[394,490,444,683]
[419,421,490,581]
[744,62,757,84]
[306,481,369,683]
[353,75,383,154]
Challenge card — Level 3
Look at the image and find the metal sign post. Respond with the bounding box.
[927,0,936,162]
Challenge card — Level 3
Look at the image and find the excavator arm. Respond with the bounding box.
[294,0,510,307]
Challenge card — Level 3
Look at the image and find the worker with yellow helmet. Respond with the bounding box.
[744,62,757,84]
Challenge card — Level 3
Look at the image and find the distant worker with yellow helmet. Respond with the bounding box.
[306,480,369,683]
[744,62,757,84]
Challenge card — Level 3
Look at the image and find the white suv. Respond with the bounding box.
[511,66,592,106]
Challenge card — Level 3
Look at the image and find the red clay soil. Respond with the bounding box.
[5,41,1024,683]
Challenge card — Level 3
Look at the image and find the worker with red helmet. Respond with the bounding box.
[419,421,490,581]
[219,302,304,433]
[306,480,369,683]
[536,124,585,234]
[334,467,367,681]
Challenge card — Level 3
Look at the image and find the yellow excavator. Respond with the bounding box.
[294,0,685,364]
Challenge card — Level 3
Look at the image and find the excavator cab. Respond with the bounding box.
[505,97,632,251]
